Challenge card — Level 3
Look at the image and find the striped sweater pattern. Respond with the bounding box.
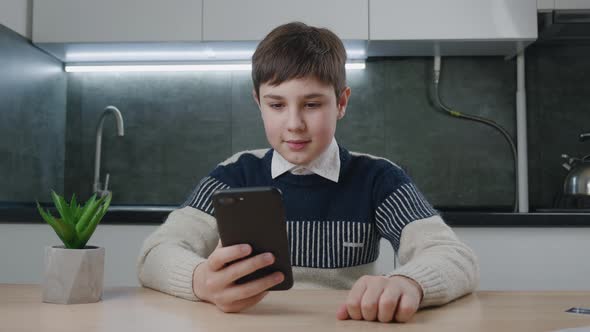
[182,146,437,269]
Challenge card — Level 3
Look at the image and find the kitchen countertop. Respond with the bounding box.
[1,203,589,227]
[3,285,590,332]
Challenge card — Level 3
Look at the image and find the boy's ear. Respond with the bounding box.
[337,87,351,120]
[252,89,261,109]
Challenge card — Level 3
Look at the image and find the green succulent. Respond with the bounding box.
[36,191,112,249]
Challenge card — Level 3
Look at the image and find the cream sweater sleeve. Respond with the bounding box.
[137,206,219,301]
[386,215,480,308]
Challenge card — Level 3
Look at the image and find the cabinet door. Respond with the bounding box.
[0,0,30,38]
[537,0,555,12]
[33,0,202,43]
[555,0,590,9]
[203,0,368,41]
[455,228,590,291]
[370,0,537,40]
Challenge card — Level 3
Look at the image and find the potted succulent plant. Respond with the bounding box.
[36,191,111,304]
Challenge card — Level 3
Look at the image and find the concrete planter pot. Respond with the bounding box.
[42,245,105,304]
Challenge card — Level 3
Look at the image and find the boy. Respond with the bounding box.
[137,22,478,323]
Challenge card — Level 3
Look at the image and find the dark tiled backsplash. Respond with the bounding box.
[2,24,590,209]
[0,25,67,202]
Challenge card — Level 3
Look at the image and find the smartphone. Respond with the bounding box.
[212,187,293,290]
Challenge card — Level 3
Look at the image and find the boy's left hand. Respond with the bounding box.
[336,275,423,323]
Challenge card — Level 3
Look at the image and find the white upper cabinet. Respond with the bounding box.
[555,0,590,9]
[0,0,31,39]
[538,0,556,12]
[369,0,538,56]
[33,0,202,43]
[538,0,590,11]
[30,0,542,61]
[202,0,368,41]
[370,0,537,41]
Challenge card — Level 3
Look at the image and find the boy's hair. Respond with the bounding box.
[252,22,347,99]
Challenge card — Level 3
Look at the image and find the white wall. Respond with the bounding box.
[456,227,590,291]
[1,223,589,291]
[0,0,31,39]
[0,223,156,286]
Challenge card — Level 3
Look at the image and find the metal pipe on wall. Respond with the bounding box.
[516,52,529,212]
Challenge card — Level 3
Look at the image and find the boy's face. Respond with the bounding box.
[254,77,351,165]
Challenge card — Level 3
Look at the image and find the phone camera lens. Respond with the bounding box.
[218,197,236,205]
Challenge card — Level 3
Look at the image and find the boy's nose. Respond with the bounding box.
[286,109,306,132]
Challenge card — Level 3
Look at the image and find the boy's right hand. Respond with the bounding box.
[192,243,284,313]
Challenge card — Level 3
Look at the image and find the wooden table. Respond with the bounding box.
[1,285,590,332]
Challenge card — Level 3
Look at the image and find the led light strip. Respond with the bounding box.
[64,62,366,72]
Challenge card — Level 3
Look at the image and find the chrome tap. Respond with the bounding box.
[93,106,125,198]
[580,131,590,142]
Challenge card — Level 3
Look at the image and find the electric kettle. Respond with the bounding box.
[561,132,590,195]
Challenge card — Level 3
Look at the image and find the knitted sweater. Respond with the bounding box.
[137,147,479,308]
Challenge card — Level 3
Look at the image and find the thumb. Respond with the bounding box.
[336,302,350,320]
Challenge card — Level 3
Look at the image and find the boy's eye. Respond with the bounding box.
[305,102,321,109]
[269,103,284,110]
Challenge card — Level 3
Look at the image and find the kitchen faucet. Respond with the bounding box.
[580,131,590,142]
[93,106,125,198]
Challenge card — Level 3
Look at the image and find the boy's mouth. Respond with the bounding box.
[285,140,310,151]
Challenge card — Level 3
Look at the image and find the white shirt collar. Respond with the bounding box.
[271,138,341,183]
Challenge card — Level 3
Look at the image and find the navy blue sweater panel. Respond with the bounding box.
[207,147,408,223]
[183,147,437,268]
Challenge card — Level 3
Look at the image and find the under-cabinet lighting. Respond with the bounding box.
[64,62,366,72]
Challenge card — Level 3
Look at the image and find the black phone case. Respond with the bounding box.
[212,187,293,290]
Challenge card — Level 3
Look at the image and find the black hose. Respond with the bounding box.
[432,82,519,212]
